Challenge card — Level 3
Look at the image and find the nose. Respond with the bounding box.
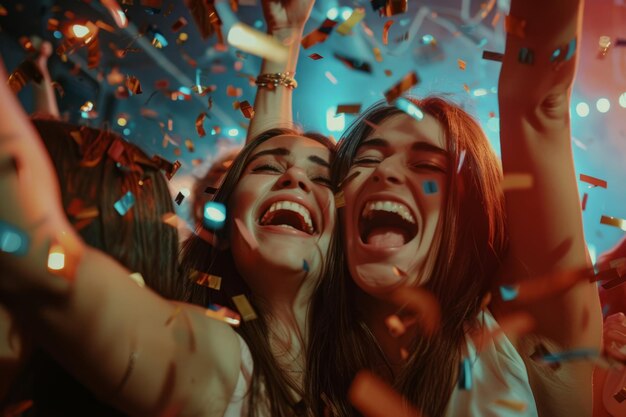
[372,156,404,185]
[276,167,311,193]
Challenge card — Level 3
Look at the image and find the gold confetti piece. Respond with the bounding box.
[301,18,338,49]
[128,272,146,287]
[232,294,258,321]
[457,58,466,70]
[336,7,365,36]
[598,36,611,58]
[234,218,259,251]
[227,22,288,63]
[196,112,208,137]
[493,399,527,412]
[334,191,345,208]
[504,15,526,38]
[579,173,607,188]
[7,60,43,94]
[382,20,394,45]
[601,215,626,232]
[191,271,222,290]
[373,47,383,62]
[501,173,533,191]
[349,370,423,417]
[384,71,419,103]
[336,104,362,115]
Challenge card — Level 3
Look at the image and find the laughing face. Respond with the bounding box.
[342,113,449,295]
[227,134,334,293]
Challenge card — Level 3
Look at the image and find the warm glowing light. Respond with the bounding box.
[117,117,127,127]
[575,102,590,117]
[326,107,345,132]
[228,128,239,137]
[596,98,610,113]
[80,101,94,112]
[72,24,90,38]
[326,7,339,20]
[619,92,626,108]
[341,7,353,21]
[47,245,65,270]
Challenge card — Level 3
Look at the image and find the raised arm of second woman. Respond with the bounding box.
[0,60,241,417]
[496,0,601,414]
[245,0,314,143]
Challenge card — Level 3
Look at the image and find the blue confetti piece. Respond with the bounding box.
[395,97,424,121]
[518,47,534,65]
[203,202,226,231]
[422,180,438,194]
[458,358,472,390]
[540,347,599,364]
[303,260,310,272]
[602,304,610,317]
[499,285,519,301]
[114,191,136,216]
[0,220,30,256]
[565,38,577,61]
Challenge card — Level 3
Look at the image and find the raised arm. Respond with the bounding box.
[246,0,314,143]
[32,40,60,119]
[495,0,602,415]
[0,60,240,417]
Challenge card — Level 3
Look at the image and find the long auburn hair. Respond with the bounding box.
[179,128,335,417]
[307,97,508,417]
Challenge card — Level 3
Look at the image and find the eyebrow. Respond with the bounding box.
[248,147,330,168]
[357,137,447,156]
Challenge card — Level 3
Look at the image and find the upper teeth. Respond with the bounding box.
[260,201,314,233]
[361,201,415,224]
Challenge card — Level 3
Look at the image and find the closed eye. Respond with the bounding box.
[411,163,446,173]
[251,164,282,173]
[311,176,332,187]
[353,157,381,166]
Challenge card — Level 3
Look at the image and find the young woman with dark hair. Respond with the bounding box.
[306,0,601,416]
[0,50,336,417]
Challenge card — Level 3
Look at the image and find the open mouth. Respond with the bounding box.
[259,200,316,235]
[359,200,417,247]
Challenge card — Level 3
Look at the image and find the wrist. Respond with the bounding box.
[269,26,304,43]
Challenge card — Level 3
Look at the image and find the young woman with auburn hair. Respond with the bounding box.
[306,0,601,416]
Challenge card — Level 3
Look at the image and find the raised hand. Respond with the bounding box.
[261,0,315,33]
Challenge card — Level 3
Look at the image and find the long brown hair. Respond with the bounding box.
[307,97,508,417]
[179,128,335,417]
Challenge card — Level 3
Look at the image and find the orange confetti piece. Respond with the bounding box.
[384,71,419,103]
[336,104,362,115]
[601,215,626,232]
[334,191,345,208]
[382,21,394,45]
[190,270,222,290]
[238,100,254,119]
[226,85,242,97]
[349,371,422,417]
[579,173,607,188]
[196,112,208,137]
[457,58,466,70]
[125,75,142,95]
[301,19,337,49]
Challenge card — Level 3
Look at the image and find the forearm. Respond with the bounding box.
[32,75,60,119]
[246,26,304,143]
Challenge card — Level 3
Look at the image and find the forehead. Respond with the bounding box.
[253,134,329,156]
[363,113,446,150]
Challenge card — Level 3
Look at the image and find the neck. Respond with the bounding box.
[356,289,420,375]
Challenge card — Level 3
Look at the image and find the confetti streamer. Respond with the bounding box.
[203,202,226,230]
[382,21,394,45]
[234,218,259,251]
[579,173,607,188]
[601,215,626,232]
[336,8,365,36]
[336,104,362,115]
[301,19,337,49]
[114,191,136,215]
[349,370,423,417]
[0,220,29,256]
[227,23,288,63]
[384,71,419,103]
[482,50,503,62]
[232,294,258,321]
